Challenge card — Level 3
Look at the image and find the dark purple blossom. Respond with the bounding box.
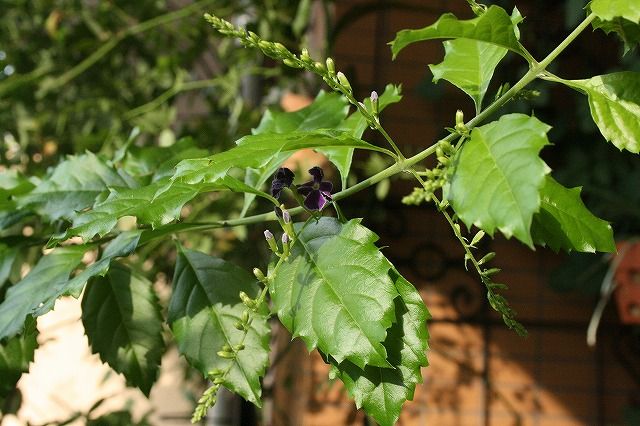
[297,166,332,211]
[270,167,294,199]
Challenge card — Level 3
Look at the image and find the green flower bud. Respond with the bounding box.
[283,58,302,68]
[478,252,496,265]
[325,58,336,76]
[336,72,352,93]
[217,350,235,359]
[239,291,256,308]
[213,377,225,385]
[234,344,245,351]
[300,48,311,63]
[253,267,267,282]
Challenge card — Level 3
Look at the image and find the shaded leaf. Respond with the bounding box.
[390,5,524,59]
[82,262,164,396]
[0,317,38,398]
[0,231,141,339]
[271,217,399,369]
[449,114,551,247]
[531,176,615,253]
[168,248,270,406]
[16,152,134,221]
[566,72,640,153]
[329,269,429,426]
[0,246,85,339]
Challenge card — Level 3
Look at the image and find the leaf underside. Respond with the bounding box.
[568,72,640,153]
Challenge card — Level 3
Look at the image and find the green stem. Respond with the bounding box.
[140,12,597,241]
[38,0,219,96]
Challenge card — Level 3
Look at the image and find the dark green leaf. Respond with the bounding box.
[49,230,142,303]
[565,72,640,153]
[168,248,270,406]
[329,269,429,426]
[0,317,38,398]
[16,152,135,221]
[271,217,399,369]
[82,262,164,396]
[0,231,141,340]
[449,114,551,247]
[531,176,615,253]
[0,246,85,340]
[390,5,525,59]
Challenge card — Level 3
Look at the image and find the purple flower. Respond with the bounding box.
[270,167,294,199]
[297,166,332,211]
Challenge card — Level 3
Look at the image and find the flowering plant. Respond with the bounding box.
[1,0,639,424]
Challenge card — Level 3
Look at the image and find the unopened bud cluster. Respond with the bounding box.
[204,13,370,123]
[402,139,455,205]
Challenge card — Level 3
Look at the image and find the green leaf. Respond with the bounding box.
[0,316,38,398]
[120,137,208,182]
[0,244,18,291]
[0,246,85,340]
[390,5,525,59]
[168,248,270,406]
[531,176,615,253]
[593,16,640,53]
[329,269,429,426]
[16,152,135,221]
[0,231,141,340]
[591,0,640,23]
[241,91,350,216]
[449,114,551,247]
[82,262,164,396]
[271,217,399,369]
[321,84,403,189]
[565,72,640,153]
[0,170,36,230]
[172,129,386,185]
[66,176,266,241]
[429,39,508,113]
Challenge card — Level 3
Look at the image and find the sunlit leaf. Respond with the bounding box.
[329,269,429,426]
[531,176,615,253]
[565,72,640,153]
[271,217,399,369]
[449,114,551,247]
[390,5,525,59]
[16,152,135,221]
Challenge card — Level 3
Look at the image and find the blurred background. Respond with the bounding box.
[1,0,640,425]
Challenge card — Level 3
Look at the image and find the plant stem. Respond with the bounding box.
[143,12,597,239]
[38,0,219,96]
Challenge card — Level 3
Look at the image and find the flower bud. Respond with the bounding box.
[239,291,256,308]
[478,252,496,265]
[253,267,267,282]
[208,368,223,377]
[217,350,235,359]
[282,210,291,223]
[300,48,311,63]
[283,58,302,68]
[336,72,352,93]
[281,233,289,244]
[325,57,336,76]
[234,321,245,330]
[264,229,279,252]
[213,377,225,384]
[371,91,379,115]
[234,344,245,351]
